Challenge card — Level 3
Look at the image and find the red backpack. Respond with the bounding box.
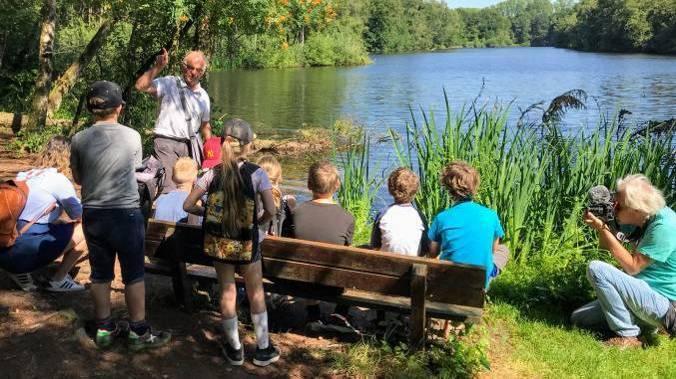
[0,180,29,248]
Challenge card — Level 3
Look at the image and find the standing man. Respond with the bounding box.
[135,48,211,193]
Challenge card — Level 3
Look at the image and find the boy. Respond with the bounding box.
[428,161,509,288]
[293,161,355,327]
[154,157,200,224]
[371,167,428,256]
[70,80,171,350]
[200,124,221,170]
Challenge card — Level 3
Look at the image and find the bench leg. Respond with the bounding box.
[409,263,428,350]
[172,260,193,312]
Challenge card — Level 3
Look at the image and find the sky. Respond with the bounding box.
[445,0,504,8]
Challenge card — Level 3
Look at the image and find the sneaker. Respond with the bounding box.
[8,272,38,292]
[220,341,244,366]
[96,326,122,349]
[47,274,85,292]
[604,336,642,350]
[128,328,171,351]
[253,344,280,367]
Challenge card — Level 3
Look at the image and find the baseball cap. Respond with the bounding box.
[223,118,254,144]
[86,80,125,111]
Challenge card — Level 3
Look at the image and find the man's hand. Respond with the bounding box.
[583,210,605,231]
[155,48,169,70]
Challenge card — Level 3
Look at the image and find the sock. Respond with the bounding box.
[95,316,115,332]
[129,319,149,336]
[251,311,269,350]
[306,304,321,322]
[222,316,241,350]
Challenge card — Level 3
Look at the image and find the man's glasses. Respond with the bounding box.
[183,64,205,74]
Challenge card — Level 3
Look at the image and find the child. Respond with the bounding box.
[70,80,171,350]
[183,121,280,367]
[0,136,87,292]
[428,161,509,288]
[293,161,355,327]
[154,157,199,224]
[256,155,296,237]
[200,123,222,170]
[371,167,428,256]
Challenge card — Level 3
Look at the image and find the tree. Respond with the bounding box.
[28,0,56,130]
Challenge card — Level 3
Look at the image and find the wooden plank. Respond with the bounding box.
[262,237,486,289]
[409,264,427,349]
[144,220,486,307]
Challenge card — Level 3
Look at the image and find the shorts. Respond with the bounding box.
[0,221,74,274]
[83,208,145,285]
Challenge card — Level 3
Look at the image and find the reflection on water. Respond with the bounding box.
[209,47,676,137]
[209,47,676,202]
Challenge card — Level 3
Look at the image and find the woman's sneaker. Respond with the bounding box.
[47,274,85,292]
[253,344,280,367]
[8,272,38,292]
[221,341,244,366]
[128,328,171,351]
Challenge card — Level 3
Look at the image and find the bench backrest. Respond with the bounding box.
[145,219,486,308]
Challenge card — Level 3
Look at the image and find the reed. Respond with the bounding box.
[390,91,675,267]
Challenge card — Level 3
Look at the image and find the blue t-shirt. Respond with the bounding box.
[154,190,190,223]
[636,206,676,300]
[428,201,504,287]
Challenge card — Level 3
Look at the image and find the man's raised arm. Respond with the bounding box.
[135,48,169,97]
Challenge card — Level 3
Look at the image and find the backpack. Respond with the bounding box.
[0,180,29,248]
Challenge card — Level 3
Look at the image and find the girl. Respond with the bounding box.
[183,135,279,367]
[256,155,296,237]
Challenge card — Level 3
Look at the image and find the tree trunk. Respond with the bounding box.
[28,0,56,130]
[0,32,7,71]
[47,18,117,116]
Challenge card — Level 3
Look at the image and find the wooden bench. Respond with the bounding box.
[144,219,486,348]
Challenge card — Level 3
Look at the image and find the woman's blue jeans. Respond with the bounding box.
[571,260,670,337]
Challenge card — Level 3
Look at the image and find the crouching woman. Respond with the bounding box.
[572,174,676,348]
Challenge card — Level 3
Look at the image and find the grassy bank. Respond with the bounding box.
[333,92,675,377]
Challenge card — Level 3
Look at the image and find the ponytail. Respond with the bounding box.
[219,142,246,235]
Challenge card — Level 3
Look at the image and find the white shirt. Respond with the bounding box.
[16,168,82,224]
[153,76,210,139]
[373,204,424,256]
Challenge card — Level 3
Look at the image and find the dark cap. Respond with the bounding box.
[223,118,254,144]
[86,80,125,111]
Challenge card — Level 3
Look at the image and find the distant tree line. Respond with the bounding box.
[1,0,674,130]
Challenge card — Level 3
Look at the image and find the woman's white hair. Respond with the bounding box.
[182,50,208,71]
[616,174,665,216]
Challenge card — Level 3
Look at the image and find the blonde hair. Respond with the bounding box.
[616,174,665,216]
[308,161,340,195]
[441,160,480,201]
[218,142,247,235]
[388,167,419,204]
[183,50,208,72]
[257,155,282,208]
[37,136,71,178]
[172,157,198,184]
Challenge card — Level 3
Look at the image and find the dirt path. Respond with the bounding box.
[0,128,353,378]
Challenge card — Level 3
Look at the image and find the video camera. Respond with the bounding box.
[586,185,643,243]
[586,185,616,224]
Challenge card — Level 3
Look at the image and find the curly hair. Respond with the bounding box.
[441,160,480,201]
[616,174,665,216]
[36,136,72,178]
[388,167,419,204]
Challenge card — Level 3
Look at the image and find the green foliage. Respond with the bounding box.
[390,91,675,303]
[330,328,489,378]
[8,124,66,154]
[336,134,380,246]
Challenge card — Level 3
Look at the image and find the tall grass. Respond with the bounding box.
[385,91,675,304]
[337,134,382,245]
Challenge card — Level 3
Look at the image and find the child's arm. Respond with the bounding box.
[429,241,440,258]
[259,189,276,226]
[183,186,207,216]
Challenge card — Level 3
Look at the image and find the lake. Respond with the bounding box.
[209,47,676,136]
[208,47,676,199]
